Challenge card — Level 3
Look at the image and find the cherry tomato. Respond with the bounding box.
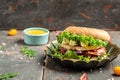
[114,66,120,76]
[8,29,18,36]
[58,32,62,35]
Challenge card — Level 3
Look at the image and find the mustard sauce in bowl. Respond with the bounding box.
[27,30,46,35]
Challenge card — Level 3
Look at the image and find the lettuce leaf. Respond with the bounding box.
[63,50,78,59]
[57,31,108,47]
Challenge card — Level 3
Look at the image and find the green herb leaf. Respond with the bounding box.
[21,46,36,58]
[78,55,84,60]
[97,53,110,61]
[0,46,3,50]
[83,56,91,62]
[51,52,63,59]
[50,46,63,59]
[63,50,78,59]
[0,72,18,80]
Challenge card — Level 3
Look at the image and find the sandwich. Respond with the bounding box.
[51,26,110,62]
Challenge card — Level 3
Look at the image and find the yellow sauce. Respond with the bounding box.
[27,30,46,35]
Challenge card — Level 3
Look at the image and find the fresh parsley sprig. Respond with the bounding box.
[21,46,36,58]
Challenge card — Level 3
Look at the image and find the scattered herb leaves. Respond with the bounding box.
[0,72,18,80]
[21,46,36,58]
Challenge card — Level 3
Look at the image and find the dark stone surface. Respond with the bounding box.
[0,30,120,80]
[0,31,45,80]
[0,0,120,30]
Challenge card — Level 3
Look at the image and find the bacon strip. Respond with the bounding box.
[87,47,106,56]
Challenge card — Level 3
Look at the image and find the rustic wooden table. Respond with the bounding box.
[0,30,120,80]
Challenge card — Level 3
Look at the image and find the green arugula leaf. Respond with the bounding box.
[51,52,63,59]
[78,55,84,60]
[97,53,110,61]
[21,46,36,58]
[0,46,3,50]
[0,72,18,80]
[50,46,63,59]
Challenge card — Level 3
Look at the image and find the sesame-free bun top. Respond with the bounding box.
[64,26,110,41]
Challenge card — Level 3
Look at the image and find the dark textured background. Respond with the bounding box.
[0,0,120,30]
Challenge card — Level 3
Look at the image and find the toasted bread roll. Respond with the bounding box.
[64,26,110,41]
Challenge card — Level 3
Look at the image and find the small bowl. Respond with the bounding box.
[23,27,49,45]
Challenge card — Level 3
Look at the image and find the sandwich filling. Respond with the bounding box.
[51,31,109,62]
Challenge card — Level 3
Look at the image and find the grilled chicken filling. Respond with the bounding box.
[60,46,106,56]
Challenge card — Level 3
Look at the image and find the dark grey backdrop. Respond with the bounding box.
[0,0,120,30]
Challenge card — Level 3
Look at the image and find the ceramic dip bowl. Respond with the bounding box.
[23,27,49,45]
